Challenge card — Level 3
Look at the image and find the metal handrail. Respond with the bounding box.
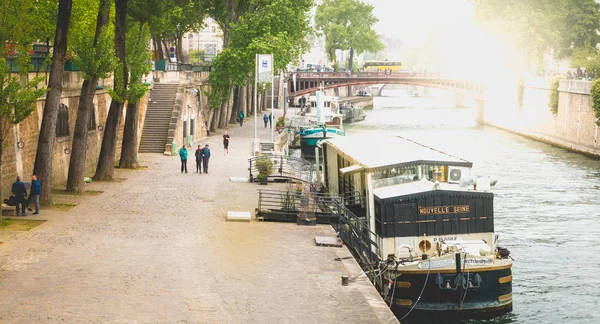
[248,156,316,183]
[330,199,381,265]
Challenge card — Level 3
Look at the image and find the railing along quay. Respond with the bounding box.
[248,156,316,184]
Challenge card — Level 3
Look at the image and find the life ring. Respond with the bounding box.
[418,240,432,253]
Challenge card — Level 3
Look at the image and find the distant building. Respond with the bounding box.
[183,18,223,54]
[300,35,329,69]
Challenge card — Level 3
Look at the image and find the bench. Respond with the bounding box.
[2,203,16,216]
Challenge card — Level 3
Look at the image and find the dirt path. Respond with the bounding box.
[0,110,397,323]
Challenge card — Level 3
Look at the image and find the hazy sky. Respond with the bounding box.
[363,0,474,48]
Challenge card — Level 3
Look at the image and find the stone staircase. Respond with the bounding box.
[139,83,179,153]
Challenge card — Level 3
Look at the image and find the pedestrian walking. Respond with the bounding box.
[27,174,40,215]
[179,145,188,173]
[263,113,268,128]
[194,145,203,173]
[269,113,272,128]
[11,176,28,216]
[238,110,244,127]
[223,131,230,155]
[201,144,211,174]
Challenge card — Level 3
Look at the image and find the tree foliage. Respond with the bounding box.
[147,0,206,62]
[0,59,47,142]
[569,46,600,78]
[70,0,116,80]
[125,21,152,104]
[315,0,383,67]
[207,0,313,108]
[590,79,600,125]
[549,76,562,115]
[472,0,600,61]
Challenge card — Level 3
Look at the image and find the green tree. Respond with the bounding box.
[33,0,74,206]
[95,0,154,175]
[315,0,383,70]
[147,0,206,62]
[189,50,205,64]
[555,0,600,58]
[569,46,600,78]
[0,0,56,205]
[119,20,152,169]
[472,0,600,65]
[66,0,115,193]
[94,0,128,181]
[206,0,313,129]
[0,59,46,204]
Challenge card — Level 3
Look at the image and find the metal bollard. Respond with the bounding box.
[341,275,349,286]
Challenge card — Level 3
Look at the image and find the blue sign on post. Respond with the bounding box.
[169,53,175,58]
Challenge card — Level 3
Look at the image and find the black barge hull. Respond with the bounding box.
[389,265,512,321]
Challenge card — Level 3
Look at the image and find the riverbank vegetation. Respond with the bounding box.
[549,76,562,115]
[590,79,600,125]
[473,0,600,73]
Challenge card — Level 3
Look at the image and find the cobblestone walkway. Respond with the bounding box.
[0,110,398,324]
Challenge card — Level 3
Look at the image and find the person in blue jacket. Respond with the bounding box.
[28,174,41,215]
[179,145,188,173]
[263,113,269,128]
[201,144,211,174]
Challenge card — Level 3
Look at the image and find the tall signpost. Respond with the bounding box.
[255,54,273,155]
[271,75,274,142]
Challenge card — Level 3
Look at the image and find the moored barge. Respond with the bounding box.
[320,135,512,320]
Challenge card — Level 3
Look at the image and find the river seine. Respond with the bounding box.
[342,88,600,324]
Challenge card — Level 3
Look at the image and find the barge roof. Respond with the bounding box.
[324,135,472,170]
[373,180,482,200]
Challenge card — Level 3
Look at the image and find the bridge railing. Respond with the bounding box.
[289,71,442,79]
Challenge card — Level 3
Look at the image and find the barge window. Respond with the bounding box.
[372,165,420,188]
[424,164,447,182]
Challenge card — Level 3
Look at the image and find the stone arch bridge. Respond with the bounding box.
[287,71,486,121]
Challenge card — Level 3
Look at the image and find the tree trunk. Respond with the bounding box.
[210,108,219,132]
[229,86,239,124]
[257,93,261,112]
[119,22,146,169]
[162,38,169,60]
[240,85,247,117]
[66,78,97,193]
[247,77,252,116]
[153,37,164,60]
[66,0,109,193]
[251,81,256,116]
[33,0,73,206]
[206,108,214,134]
[176,33,184,63]
[226,88,235,124]
[119,101,139,168]
[348,47,354,71]
[93,0,128,181]
[218,101,227,128]
[0,142,3,222]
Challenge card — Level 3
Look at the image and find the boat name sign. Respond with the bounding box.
[418,259,455,269]
[464,258,494,266]
[419,205,470,215]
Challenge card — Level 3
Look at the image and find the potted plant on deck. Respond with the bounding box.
[255,156,274,185]
[275,116,285,133]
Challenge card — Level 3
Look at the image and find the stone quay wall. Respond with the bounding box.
[484,79,600,157]
[1,72,150,199]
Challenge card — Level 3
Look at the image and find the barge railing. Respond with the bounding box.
[249,156,316,184]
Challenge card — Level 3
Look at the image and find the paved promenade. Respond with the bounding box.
[0,110,398,323]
